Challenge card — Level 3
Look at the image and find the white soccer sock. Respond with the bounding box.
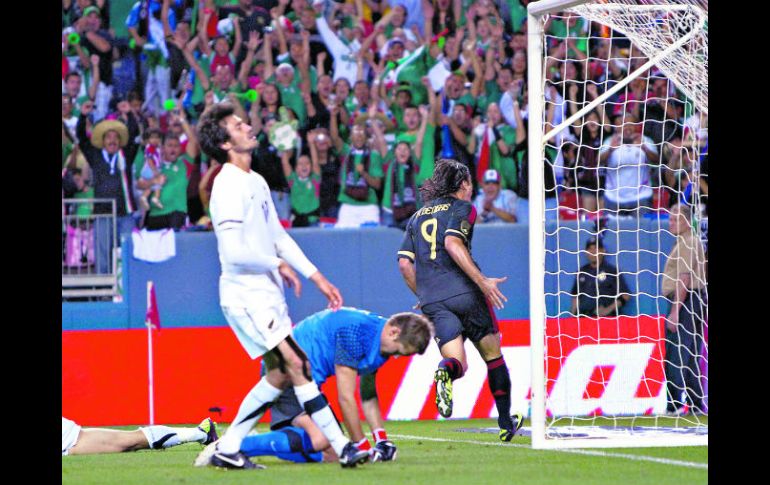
[176,427,208,444]
[293,381,349,456]
[217,379,283,454]
[138,425,206,449]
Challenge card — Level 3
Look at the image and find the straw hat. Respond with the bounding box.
[90,119,129,149]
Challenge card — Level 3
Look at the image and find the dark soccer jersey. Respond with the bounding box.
[397,196,480,305]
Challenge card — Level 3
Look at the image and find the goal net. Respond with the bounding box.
[527,0,708,448]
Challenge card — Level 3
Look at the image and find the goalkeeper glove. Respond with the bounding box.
[357,437,385,463]
[373,440,397,461]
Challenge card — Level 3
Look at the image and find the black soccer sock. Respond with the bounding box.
[439,357,465,380]
[486,356,513,430]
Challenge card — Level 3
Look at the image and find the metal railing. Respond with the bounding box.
[62,198,120,300]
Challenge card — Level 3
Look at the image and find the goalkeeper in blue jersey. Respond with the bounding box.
[237,307,434,464]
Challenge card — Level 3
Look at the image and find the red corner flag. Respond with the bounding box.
[146,281,160,330]
[476,127,490,184]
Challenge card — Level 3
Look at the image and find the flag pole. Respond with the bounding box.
[146,280,155,425]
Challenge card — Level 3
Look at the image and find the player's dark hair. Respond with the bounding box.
[197,103,235,165]
[419,159,471,203]
[388,312,434,355]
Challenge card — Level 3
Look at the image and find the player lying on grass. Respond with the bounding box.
[62,416,218,456]
[397,159,523,442]
[196,307,433,465]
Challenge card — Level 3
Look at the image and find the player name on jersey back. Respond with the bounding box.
[414,203,452,217]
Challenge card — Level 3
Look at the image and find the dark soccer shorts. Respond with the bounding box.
[421,291,499,349]
[269,388,340,431]
[269,387,304,431]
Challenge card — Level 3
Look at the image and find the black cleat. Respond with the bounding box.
[197,417,219,446]
[210,449,264,470]
[499,412,524,442]
[339,442,370,468]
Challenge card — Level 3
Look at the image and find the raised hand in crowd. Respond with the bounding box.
[567,83,579,101]
[316,51,327,74]
[81,99,95,117]
[247,30,261,52]
[204,90,216,110]
[585,83,599,100]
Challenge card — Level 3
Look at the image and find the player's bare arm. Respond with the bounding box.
[398,258,418,296]
[271,219,343,309]
[359,372,397,461]
[444,235,508,309]
[335,364,365,441]
[361,396,385,432]
[310,271,343,310]
[359,372,385,432]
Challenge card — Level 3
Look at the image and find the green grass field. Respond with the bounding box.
[62,418,707,485]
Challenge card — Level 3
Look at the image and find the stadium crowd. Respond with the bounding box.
[61,0,709,425]
[61,0,708,232]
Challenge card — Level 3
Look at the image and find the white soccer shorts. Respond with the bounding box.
[62,417,81,456]
[222,302,293,359]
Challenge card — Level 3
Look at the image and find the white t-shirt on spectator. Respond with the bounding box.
[600,136,657,204]
[390,0,426,36]
[316,15,364,85]
[473,189,518,224]
[499,91,525,129]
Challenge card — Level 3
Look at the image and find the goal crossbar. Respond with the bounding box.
[542,8,705,145]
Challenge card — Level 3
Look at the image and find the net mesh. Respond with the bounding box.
[537,1,708,442]
[569,0,707,114]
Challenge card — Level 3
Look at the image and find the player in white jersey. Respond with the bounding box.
[62,416,217,456]
[194,103,370,470]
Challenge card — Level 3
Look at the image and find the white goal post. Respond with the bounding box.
[527,0,708,449]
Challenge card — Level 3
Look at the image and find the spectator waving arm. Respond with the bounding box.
[87,54,101,101]
[238,31,262,87]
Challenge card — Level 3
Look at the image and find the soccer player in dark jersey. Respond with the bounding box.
[397,159,523,442]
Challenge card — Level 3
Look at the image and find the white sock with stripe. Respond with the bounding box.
[216,379,283,454]
[293,381,349,456]
[139,425,206,449]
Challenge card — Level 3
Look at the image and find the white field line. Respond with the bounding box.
[389,433,708,470]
